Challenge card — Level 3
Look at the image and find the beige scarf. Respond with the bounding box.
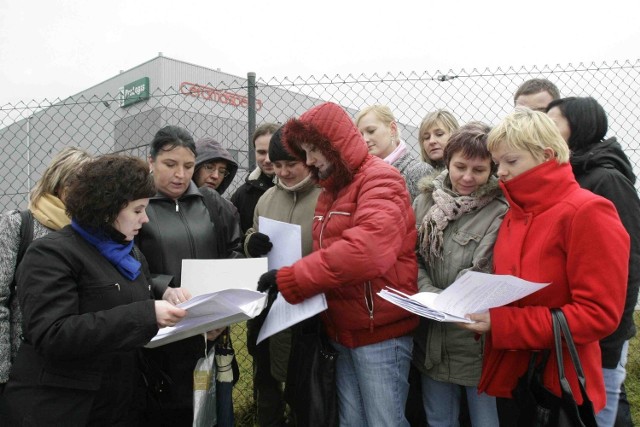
[29,193,70,231]
[419,172,495,261]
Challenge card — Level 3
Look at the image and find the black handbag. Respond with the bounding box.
[513,309,597,427]
[284,316,339,427]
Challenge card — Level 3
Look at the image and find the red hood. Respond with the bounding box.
[282,102,370,194]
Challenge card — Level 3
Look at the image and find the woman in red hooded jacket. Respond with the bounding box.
[257,102,419,426]
[462,108,629,426]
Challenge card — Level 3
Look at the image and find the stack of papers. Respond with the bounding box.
[146,258,269,348]
[378,271,548,323]
[146,288,267,348]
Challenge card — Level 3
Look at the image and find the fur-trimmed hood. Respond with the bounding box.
[282,102,369,194]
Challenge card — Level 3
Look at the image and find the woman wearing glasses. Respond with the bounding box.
[193,136,239,195]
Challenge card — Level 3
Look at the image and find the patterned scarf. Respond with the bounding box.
[419,171,495,261]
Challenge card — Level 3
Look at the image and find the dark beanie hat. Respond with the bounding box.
[268,128,296,162]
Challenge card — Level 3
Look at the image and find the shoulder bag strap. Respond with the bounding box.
[551,308,590,402]
[16,210,34,265]
[10,210,34,297]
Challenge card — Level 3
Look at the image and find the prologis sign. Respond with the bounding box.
[119,77,150,108]
[180,81,263,111]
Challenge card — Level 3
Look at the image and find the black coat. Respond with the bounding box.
[571,137,640,368]
[0,226,158,426]
[230,169,275,233]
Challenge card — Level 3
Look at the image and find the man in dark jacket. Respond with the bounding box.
[513,78,560,112]
[230,123,278,233]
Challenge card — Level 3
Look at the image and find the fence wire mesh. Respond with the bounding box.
[1,59,639,425]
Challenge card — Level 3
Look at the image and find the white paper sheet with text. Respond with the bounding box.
[379,271,549,323]
[256,216,328,344]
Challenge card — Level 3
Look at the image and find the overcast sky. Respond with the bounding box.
[1,0,640,105]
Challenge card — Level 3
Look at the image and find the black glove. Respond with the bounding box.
[246,232,273,257]
[257,269,279,294]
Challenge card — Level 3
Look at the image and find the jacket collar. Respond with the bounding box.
[152,181,202,202]
[500,160,579,215]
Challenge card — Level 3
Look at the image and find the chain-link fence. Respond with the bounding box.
[2,59,639,425]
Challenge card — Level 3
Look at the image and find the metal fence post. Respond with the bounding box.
[247,72,256,171]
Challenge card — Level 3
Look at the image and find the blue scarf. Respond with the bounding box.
[71,219,141,280]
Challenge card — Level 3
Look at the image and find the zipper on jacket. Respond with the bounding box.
[318,211,350,248]
[287,192,298,222]
[172,199,198,258]
[364,281,374,332]
[115,283,121,291]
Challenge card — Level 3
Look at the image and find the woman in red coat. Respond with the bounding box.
[462,108,629,426]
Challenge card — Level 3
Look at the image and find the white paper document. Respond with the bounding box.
[254,216,327,344]
[378,271,549,323]
[256,293,328,344]
[147,258,270,348]
[259,216,302,269]
[146,289,267,348]
[181,258,269,297]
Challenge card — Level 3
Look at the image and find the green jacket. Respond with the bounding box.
[247,174,321,381]
[411,171,508,386]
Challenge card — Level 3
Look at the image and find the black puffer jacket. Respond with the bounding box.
[571,137,640,368]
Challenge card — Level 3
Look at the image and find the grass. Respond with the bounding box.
[627,312,640,424]
[230,322,257,427]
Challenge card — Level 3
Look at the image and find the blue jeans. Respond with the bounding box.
[596,340,629,427]
[332,335,413,427]
[421,375,498,427]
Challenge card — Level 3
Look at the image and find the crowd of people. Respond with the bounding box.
[0,78,638,427]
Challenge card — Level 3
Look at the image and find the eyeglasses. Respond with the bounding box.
[203,164,230,177]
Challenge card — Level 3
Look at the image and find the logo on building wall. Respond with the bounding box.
[180,82,263,111]
[119,77,150,108]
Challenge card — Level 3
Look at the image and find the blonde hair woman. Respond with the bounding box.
[0,147,92,391]
[356,105,432,200]
[418,110,460,168]
[462,108,629,425]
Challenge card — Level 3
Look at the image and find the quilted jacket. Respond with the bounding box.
[276,102,419,348]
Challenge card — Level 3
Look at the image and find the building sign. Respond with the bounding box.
[180,81,263,111]
[119,77,150,108]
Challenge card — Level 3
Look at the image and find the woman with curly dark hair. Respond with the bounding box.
[0,155,186,426]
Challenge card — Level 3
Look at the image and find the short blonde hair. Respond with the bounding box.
[487,108,570,163]
[29,147,93,206]
[418,110,460,162]
[355,105,401,142]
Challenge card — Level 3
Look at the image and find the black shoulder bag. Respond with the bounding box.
[513,308,597,427]
[284,315,339,427]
